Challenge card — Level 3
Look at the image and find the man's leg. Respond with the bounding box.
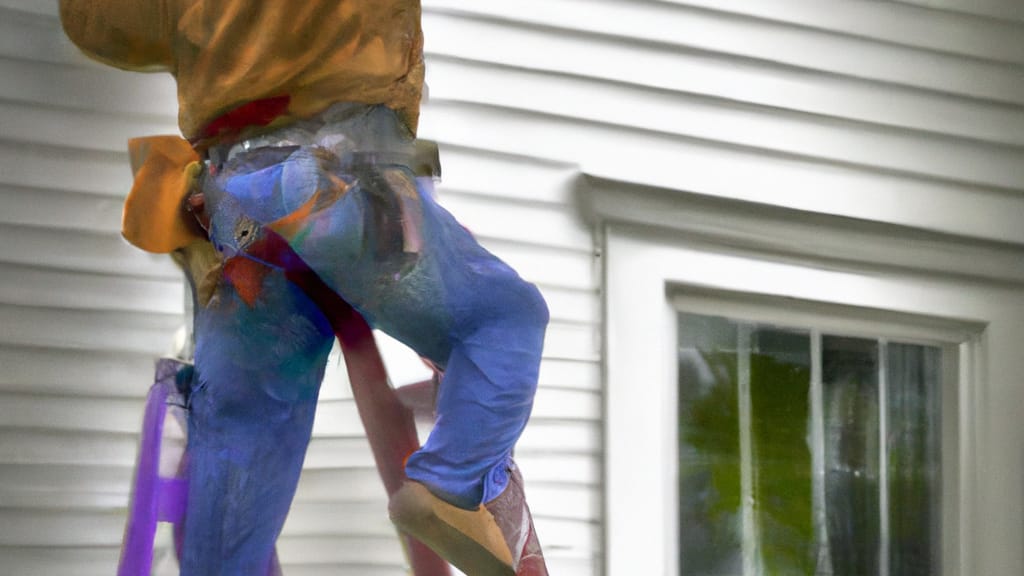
[392,270,551,575]
[180,274,333,575]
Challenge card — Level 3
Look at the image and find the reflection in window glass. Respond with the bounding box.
[750,329,814,575]
[678,313,943,576]
[823,336,880,576]
[678,314,742,576]
[887,344,942,576]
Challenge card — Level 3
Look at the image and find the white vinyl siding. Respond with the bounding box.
[422,0,1024,243]
[0,2,602,575]
[0,7,182,576]
[565,2,1022,576]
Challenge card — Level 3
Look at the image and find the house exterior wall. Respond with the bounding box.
[1,1,1022,575]
[420,2,1024,569]
[0,4,185,574]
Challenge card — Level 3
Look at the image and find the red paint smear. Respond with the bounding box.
[196,95,291,143]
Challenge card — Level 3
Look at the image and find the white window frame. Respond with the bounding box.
[601,224,990,576]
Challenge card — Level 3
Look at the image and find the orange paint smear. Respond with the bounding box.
[223,257,270,307]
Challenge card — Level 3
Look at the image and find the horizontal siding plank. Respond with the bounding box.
[318,337,603,396]
[0,7,78,66]
[0,303,180,354]
[542,556,600,576]
[313,375,600,436]
[0,184,124,233]
[282,501,397,538]
[0,430,137,467]
[0,468,394,511]
[526,484,599,522]
[0,57,178,119]
[542,322,600,362]
[372,331,436,386]
[532,387,600,421]
[0,97,179,153]
[301,437,377,470]
[0,508,597,566]
[0,464,131,494]
[517,454,600,486]
[310,400,366,438]
[276,535,404,566]
[0,431,595,491]
[0,484,598,570]
[427,58,1024,188]
[0,1,59,17]
[428,0,1024,65]
[533,517,600,555]
[896,0,1024,23]
[661,0,1024,64]
[0,509,126,547]
[476,238,595,290]
[293,468,388,503]
[275,566,405,576]
[0,223,180,280]
[422,10,1024,109]
[0,140,132,197]
[518,420,600,455]
[307,418,600,465]
[0,263,183,314]
[537,286,599,326]
[316,343,364,401]
[0,546,121,576]
[430,0,1024,70]
[437,145,580,205]
[0,393,143,435]
[10,7,1022,148]
[440,190,593,251]
[0,503,417,548]
[538,358,601,391]
[430,56,1024,151]
[0,346,158,398]
[0,488,127,510]
[422,101,1024,245]
[35,1,1024,116]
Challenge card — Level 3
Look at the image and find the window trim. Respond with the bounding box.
[603,224,985,576]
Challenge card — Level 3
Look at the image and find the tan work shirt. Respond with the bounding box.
[58,1,425,253]
[59,0,424,139]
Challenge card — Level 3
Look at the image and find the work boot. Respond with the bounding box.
[389,461,549,575]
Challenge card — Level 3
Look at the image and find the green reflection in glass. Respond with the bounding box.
[750,329,814,575]
[678,314,943,576]
[678,313,742,576]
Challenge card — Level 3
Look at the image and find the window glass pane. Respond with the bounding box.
[679,315,945,576]
[750,328,815,575]
[678,313,742,576]
[887,343,942,575]
[823,336,880,576]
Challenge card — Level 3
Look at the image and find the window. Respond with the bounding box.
[677,313,944,576]
[600,229,991,576]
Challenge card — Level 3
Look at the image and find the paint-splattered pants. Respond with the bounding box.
[195,103,548,551]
